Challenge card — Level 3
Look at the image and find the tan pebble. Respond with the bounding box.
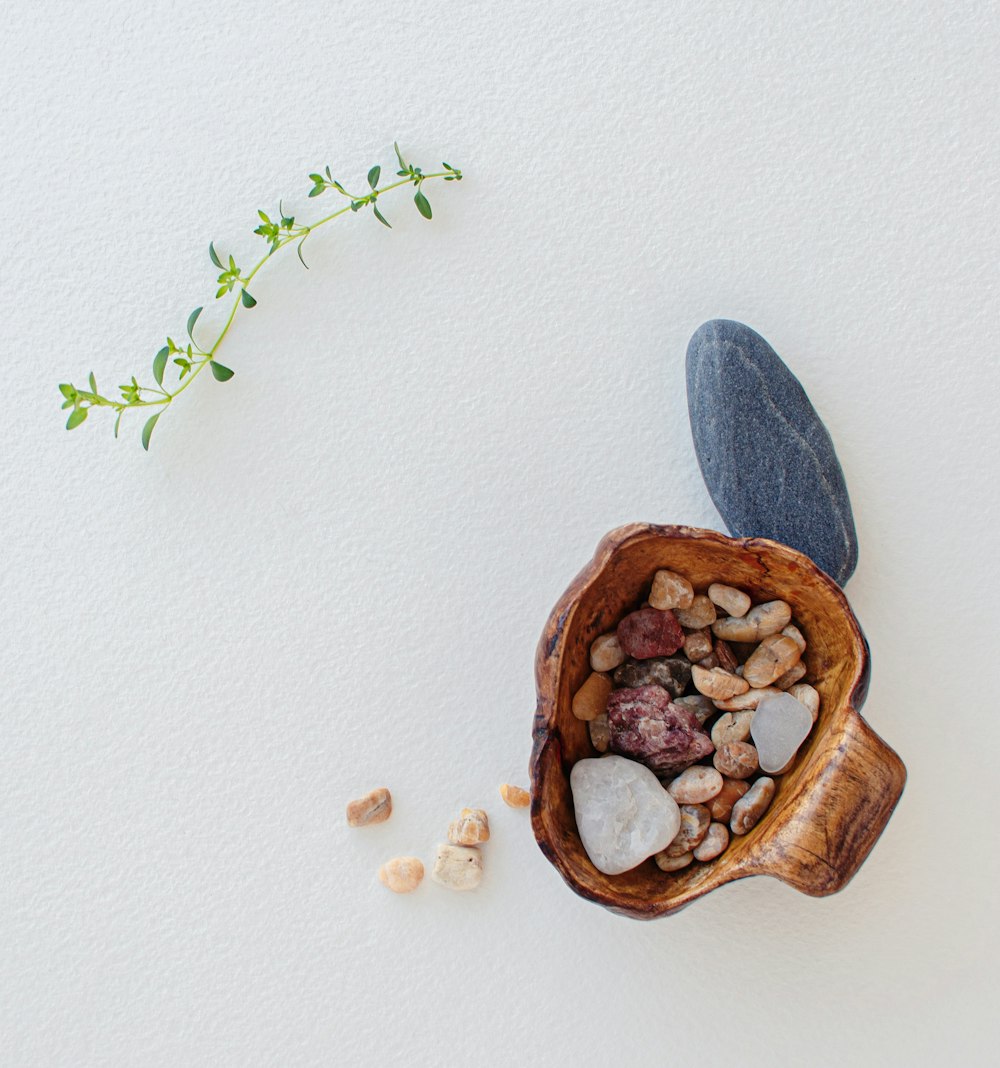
[707,777,750,822]
[743,634,802,688]
[378,856,424,893]
[346,787,392,827]
[773,660,807,691]
[649,569,695,611]
[714,741,760,779]
[655,850,694,872]
[712,686,782,711]
[693,822,730,861]
[589,713,610,753]
[664,804,711,856]
[697,651,720,670]
[499,784,530,808]
[431,844,483,890]
[788,683,821,721]
[448,808,490,845]
[673,694,715,725]
[782,624,807,653]
[714,639,738,673]
[711,710,754,747]
[712,600,792,642]
[691,664,749,701]
[683,627,714,662]
[731,777,776,835]
[572,671,612,721]
[674,595,717,630]
[667,766,723,804]
[708,583,751,618]
[590,633,625,672]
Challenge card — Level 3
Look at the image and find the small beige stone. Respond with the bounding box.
[674,595,717,630]
[346,787,392,827]
[712,600,792,642]
[788,683,820,721]
[731,777,776,835]
[713,741,760,779]
[663,804,711,856]
[590,633,625,672]
[693,821,730,861]
[673,694,715,725]
[499,784,530,808]
[773,660,807,691]
[572,671,612,721]
[667,766,723,804]
[683,627,714,662]
[431,844,483,890]
[782,624,807,653]
[378,856,424,893]
[655,850,694,872]
[707,777,750,822]
[589,713,610,753]
[712,686,783,712]
[448,808,490,846]
[691,664,749,701]
[697,650,720,670]
[649,569,695,611]
[711,710,754,747]
[743,634,802,688]
[708,583,751,618]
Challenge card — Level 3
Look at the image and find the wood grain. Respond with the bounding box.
[529,524,906,919]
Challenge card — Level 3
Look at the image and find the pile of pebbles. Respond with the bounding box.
[570,570,821,876]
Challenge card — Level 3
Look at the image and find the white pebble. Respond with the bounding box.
[751,693,814,774]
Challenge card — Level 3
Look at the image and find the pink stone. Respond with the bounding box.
[616,608,684,659]
[607,685,715,776]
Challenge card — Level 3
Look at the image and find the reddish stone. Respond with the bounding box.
[607,685,715,776]
[616,608,684,659]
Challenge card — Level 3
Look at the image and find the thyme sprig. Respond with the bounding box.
[59,143,462,450]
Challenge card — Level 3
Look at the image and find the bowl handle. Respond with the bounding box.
[746,708,907,896]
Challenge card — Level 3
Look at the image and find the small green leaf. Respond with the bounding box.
[308,185,323,198]
[88,371,98,394]
[296,240,310,269]
[211,361,235,382]
[113,410,123,438]
[209,242,223,269]
[66,407,87,431]
[141,411,161,451]
[58,383,75,400]
[153,346,169,386]
[216,285,228,299]
[187,306,203,340]
[367,165,381,188]
[372,203,392,228]
[61,399,73,410]
[394,141,406,169]
[241,289,257,308]
[414,189,432,219]
[309,173,324,184]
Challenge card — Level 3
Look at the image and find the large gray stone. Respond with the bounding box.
[686,320,859,586]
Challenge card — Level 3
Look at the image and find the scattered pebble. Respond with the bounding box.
[674,594,717,630]
[714,741,760,779]
[663,803,711,856]
[693,822,730,861]
[346,787,392,827]
[742,633,802,688]
[617,607,685,659]
[448,808,490,846]
[378,857,424,893]
[710,710,753,748]
[788,683,820,721]
[707,777,750,822]
[655,850,694,871]
[432,844,484,890]
[751,693,814,774]
[649,569,695,610]
[589,713,610,752]
[712,686,782,711]
[607,685,714,775]
[667,766,723,804]
[712,600,792,642]
[613,656,691,697]
[691,664,749,701]
[499,784,530,808]
[683,627,714,662]
[773,660,807,690]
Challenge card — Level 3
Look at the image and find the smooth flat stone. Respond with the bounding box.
[751,692,814,773]
[686,319,859,586]
[570,755,681,875]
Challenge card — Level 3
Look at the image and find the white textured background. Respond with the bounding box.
[2,2,998,1064]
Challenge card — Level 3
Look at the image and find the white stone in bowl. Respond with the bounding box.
[751,692,814,774]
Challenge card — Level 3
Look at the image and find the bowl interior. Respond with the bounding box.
[531,524,868,916]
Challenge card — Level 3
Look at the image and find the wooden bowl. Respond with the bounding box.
[530,523,906,919]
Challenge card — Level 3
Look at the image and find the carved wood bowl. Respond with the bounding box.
[529,523,906,919]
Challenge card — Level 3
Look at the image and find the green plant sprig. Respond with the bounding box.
[59,143,462,450]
